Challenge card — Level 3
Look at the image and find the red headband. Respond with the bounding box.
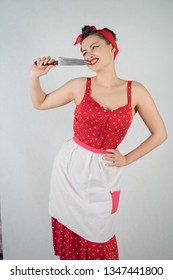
[74,26,118,59]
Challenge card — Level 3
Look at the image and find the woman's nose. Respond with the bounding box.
[86,52,94,61]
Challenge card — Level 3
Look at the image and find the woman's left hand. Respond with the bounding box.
[102,149,127,167]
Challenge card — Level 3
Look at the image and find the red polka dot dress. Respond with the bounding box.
[73,77,133,150]
[52,218,119,260]
[49,77,133,260]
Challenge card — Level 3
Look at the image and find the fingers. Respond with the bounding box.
[43,56,55,65]
[36,56,46,67]
[35,56,55,67]
[103,156,118,167]
[102,149,118,161]
[31,56,55,78]
[102,149,127,167]
[102,155,114,161]
[102,149,122,167]
[47,58,55,65]
[102,152,116,167]
[106,149,119,153]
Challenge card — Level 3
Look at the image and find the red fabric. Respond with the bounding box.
[110,191,120,214]
[73,78,133,151]
[52,217,119,260]
[74,25,118,59]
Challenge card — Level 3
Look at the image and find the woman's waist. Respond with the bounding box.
[73,136,109,154]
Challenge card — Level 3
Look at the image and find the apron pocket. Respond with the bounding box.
[110,190,120,214]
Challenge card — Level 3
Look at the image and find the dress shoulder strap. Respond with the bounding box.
[127,81,132,105]
[84,77,91,96]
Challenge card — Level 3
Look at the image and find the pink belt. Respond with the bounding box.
[73,136,109,154]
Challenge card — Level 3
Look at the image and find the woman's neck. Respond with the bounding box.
[94,64,119,88]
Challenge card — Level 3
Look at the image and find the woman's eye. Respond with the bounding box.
[82,45,99,56]
[92,45,99,50]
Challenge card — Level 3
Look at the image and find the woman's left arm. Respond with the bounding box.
[103,82,168,167]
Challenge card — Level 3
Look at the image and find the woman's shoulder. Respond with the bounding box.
[69,76,90,83]
[131,80,154,108]
[69,76,92,94]
[131,80,152,98]
[115,78,145,90]
[68,76,87,88]
[68,77,91,102]
[131,80,147,91]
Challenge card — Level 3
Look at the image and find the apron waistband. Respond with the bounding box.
[73,136,109,154]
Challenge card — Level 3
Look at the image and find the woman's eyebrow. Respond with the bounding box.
[82,42,99,53]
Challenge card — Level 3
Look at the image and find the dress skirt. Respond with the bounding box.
[52,217,119,260]
[49,137,122,258]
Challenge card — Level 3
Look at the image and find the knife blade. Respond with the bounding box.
[34,57,91,66]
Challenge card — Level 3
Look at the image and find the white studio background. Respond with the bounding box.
[0,0,172,260]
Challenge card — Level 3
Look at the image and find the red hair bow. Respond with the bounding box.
[74,26,118,59]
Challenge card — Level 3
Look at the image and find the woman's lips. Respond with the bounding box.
[89,58,99,66]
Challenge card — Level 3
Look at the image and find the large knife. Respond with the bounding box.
[34,56,91,66]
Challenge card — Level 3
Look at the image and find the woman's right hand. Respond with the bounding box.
[30,56,55,78]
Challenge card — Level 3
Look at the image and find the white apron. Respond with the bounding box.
[49,137,122,243]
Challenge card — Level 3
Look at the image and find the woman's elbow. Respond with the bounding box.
[33,103,45,110]
[156,129,168,144]
[162,130,168,142]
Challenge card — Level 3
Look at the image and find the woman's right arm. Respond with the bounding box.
[29,56,78,110]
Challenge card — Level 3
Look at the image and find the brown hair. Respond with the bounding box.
[81,25,117,45]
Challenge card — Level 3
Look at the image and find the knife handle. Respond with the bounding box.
[34,60,58,66]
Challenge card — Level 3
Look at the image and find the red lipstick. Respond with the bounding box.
[89,58,99,66]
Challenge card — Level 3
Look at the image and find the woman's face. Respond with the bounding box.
[81,34,115,72]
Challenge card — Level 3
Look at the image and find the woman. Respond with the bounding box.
[30,25,167,260]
